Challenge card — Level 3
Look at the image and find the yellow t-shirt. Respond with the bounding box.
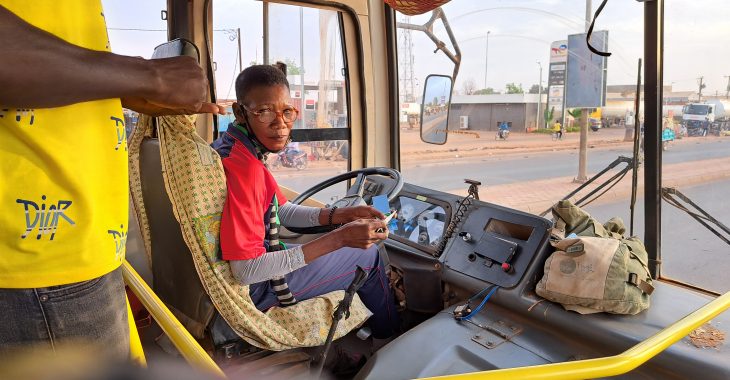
[0,1,127,288]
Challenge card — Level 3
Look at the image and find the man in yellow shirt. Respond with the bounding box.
[0,2,223,358]
[553,119,564,140]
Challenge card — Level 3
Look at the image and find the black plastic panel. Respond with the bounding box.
[442,200,551,288]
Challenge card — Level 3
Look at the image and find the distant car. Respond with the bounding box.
[589,118,602,132]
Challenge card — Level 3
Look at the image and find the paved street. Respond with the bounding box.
[275,135,730,204]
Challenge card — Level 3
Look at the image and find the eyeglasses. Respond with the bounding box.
[242,104,299,124]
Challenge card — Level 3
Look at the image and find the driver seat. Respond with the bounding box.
[127,39,370,352]
[128,112,371,352]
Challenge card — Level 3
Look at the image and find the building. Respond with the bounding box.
[446,94,547,132]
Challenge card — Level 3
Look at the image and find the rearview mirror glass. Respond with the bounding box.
[420,75,453,145]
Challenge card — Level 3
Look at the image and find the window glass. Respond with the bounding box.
[214,1,350,204]
[659,0,730,293]
[102,0,167,136]
[396,1,730,294]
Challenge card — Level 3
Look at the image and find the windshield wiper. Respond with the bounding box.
[662,187,730,246]
[538,156,634,218]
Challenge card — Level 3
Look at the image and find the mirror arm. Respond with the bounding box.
[396,7,462,79]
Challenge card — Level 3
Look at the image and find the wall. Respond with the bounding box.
[447,102,546,132]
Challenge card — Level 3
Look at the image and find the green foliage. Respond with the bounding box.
[505,83,524,94]
[282,58,304,75]
[528,84,546,94]
[544,106,555,124]
[567,108,582,118]
[531,125,581,134]
[248,59,303,75]
[531,128,556,134]
[474,88,497,95]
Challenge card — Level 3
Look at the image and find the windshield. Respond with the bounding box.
[396,1,730,294]
[685,104,710,115]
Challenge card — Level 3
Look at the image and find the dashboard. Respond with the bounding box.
[361,175,551,289]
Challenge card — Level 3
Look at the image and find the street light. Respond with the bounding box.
[536,61,543,129]
[484,31,491,90]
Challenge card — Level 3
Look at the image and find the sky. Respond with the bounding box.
[101,0,730,100]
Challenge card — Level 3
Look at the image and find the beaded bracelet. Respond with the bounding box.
[328,206,338,226]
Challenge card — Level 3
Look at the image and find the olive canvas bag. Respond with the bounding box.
[536,200,654,315]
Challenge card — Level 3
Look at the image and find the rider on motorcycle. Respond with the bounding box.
[498,121,510,139]
[553,120,563,140]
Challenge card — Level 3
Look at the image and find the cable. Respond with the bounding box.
[457,285,500,321]
[586,0,612,57]
[224,46,240,100]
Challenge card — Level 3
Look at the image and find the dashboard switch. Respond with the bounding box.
[458,232,473,242]
[501,262,513,273]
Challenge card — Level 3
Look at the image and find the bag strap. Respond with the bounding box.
[627,273,655,295]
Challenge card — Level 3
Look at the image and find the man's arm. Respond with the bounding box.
[0,5,221,114]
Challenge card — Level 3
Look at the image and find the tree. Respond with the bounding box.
[567,108,582,119]
[528,84,546,94]
[462,78,477,95]
[282,58,304,75]
[474,87,497,95]
[505,82,524,94]
[544,106,555,127]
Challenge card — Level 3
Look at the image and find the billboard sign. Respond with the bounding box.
[547,40,568,117]
[566,31,608,108]
[550,41,568,63]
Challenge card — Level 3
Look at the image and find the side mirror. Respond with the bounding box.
[420,74,453,145]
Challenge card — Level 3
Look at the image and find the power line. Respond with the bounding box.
[224,45,240,100]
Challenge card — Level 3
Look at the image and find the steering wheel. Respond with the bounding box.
[286,167,403,234]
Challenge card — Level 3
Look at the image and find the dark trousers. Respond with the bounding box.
[249,245,400,339]
[0,267,129,359]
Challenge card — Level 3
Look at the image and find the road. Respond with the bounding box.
[420,112,448,143]
[585,179,730,294]
[277,137,730,201]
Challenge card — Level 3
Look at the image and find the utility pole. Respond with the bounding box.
[300,7,305,128]
[484,31,491,90]
[697,76,704,102]
[576,0,592,182]
[536,61,543,129]
[236,28,242,72]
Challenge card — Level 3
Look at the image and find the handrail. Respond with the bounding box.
[423,291,730,380]
[122,260,227,379]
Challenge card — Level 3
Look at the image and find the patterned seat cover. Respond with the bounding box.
[129,114,370,351]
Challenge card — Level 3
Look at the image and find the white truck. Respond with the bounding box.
[682,99,729,136]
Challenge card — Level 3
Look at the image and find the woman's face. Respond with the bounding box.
[234,84,295,152]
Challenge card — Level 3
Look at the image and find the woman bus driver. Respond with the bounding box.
[212,64,400,339]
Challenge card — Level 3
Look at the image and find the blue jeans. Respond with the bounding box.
[249,245,400,339]
[0,267,129,359]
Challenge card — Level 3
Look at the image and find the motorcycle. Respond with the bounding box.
[495,129,510,140]
[272,148,308,170]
